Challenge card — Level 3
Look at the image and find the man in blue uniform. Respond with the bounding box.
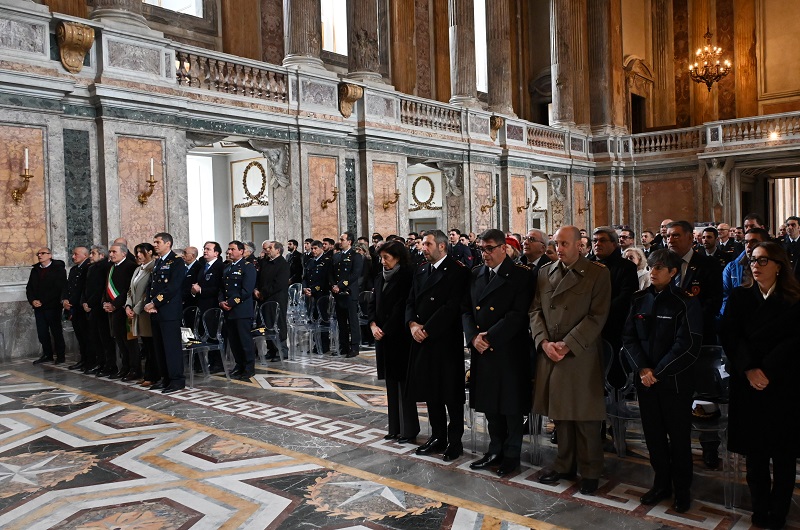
[220,240,257,380]
[303,240,332,354]
[330,231,363,358]
[144,232,186,393]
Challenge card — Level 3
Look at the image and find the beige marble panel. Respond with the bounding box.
[372,162,399,237]
[592,181,608,228]
[641,177,695,231]
[308,155,340,240]
[118,136,165,246]
[573,181,587,228]
[511,175,527,234]
[473,171,493,232]
[0,125,47,266]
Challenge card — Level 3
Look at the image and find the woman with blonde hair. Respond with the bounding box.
[623,247,651,290]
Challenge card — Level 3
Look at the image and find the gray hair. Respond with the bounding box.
[271,241,284,254]
[91,244,108,256]
[592,226,619,245]
[425,229,449,248]
[111,243,129,256]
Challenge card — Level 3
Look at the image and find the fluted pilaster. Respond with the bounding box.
[486,0,515,116]
[390,0,416,93]
[283,0,324,69]
[588,0,626,134]
[692,0,717,122]
[90,0,147,27]
[549,0,574,127]
[448,0,478,107]
[651,0,676,126]
[571,0,590,129]
[734,0,757,118]
[347,0,382,82]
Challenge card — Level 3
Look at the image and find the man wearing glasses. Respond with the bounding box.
[619,228,635,251]
[781,216,800,280]
[27,248,67,365]
[520,229,551,277]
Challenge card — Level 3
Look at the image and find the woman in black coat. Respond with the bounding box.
[721,242,800,530]
[368,240,419,442]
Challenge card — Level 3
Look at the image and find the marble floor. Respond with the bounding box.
[0,350,797,530]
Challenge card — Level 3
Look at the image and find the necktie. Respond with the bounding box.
[488,269,496,282]
[204,262,211,273]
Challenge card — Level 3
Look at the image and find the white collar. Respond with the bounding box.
[431,255,447,269]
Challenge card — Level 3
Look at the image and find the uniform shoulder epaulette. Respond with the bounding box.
[590,261,607,268]
[471,264,482,271]
[515,263,530,269]
[453,260,465,267]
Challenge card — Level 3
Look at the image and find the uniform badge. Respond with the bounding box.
[691,285,701,296]
[343,281,349,286]
[156,294,164,302]
[234,297,241,304]
[314,286,320,291]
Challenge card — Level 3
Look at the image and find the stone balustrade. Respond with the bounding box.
[399,96,463,134]
[527,124,567,151]
[718,113,800,143]
[175,45,289,103]
[629,127,702,154]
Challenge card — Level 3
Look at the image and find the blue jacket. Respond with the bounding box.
[146,250,186,321]
[720,250,746,318]
[220,258,256,319]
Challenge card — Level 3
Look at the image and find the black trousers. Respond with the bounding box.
[71,309,89,361]
[226,317,255,373]
[152,318,184,387]
[427,400,463,445]
[485,412,525,460]
[638,383,694,493]
[85,309,112,368]
[335,298,360,355]
[140,336,156,381]
[95,312,115,371]
[34,308,65,360]
[111,311,139,374]
[386,377,420,437]
[746,450,797,524]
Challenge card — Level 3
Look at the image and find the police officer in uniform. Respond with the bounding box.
[220,240,257,380]
[330,231,363,358]
[303,240,332,353]
[144,232,186,393]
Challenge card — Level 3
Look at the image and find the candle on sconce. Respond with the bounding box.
[24,148,29,171]
[149,158,154,176]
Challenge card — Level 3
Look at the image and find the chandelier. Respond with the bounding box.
[688,28,732,91]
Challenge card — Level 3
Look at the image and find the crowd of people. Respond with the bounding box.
[26,213,800,528]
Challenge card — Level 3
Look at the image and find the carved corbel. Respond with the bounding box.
[338,82,364,119]
[489,116,505,142]
[56,21,95,74]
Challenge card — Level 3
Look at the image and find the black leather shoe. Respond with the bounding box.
[108,370,127,380]
[442,443,463,461]
[208,365,224,374]
[550,428,558,444]
[384,433,399,440]
[397,433,418,444]
[750,512,770,528]
[579,478,599,495]
[162,385,185,394]
[149,382,166,391]
[68,361,84,370]
[268,356,280,362]
[470,453,503,470]
[32,356,53,365]
[236,372,255,381]
[122,372,142,382]
[672,493,690,513]
[97,369,115,378]
[346,351,359,358]
[702,451,720,470]
[54,357,66,365]
[496,458,519,476]
[640,487,672,505]
[539,469,576,484]
[415,437,446,455]
[87,365,102,375]
[230,368,244,377]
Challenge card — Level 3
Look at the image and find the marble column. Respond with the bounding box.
[283,0,324,69]
[651,0,676,126]
[448,0,478,107]
[90,0,148,27]
[346,0,382,82]
[486,0,515,116]
[691,0,718,123]
[570,0,590,129]
[549,0,575,128]
[734,0,757,118]
[390,0,416,93]
[587,0,625,134]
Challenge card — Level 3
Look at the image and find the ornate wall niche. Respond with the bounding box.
[624,55,655,131]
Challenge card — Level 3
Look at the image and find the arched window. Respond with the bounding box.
[321,0,348,55]
[143,0,202,18]
[474,0,487,93]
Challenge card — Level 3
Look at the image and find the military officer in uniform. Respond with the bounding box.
[330,231,363,358]
[303,240,332,353]
[220,240,257,380]
[144,232,187,393]
[62,246,90,370]
[531,225,612,495]
[463,229,535,476]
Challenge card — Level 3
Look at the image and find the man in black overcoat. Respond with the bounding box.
[81,245,112,374]
[406,230,469,461]
[257,241,290,360]
[27,247,67,365]
[463,229,535,475]
[62,246,90,370]
[330,231,363,358]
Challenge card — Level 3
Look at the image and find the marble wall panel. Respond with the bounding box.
[0,18,47,55]
[107,41,161,76]
[415,0,432,99]
[117,136,166,246]
[473,171,493,233]
[372,161,399,237]
[592,181,608,228]
[622,181,630,225]
[510,175,526,234]
[308,155,340,240]
[640,177,695,231]
[345,158,357,234]
[573,181,587,229]
[0,125,47,267]
[63,129,93,249]
[260,0,284,65]
[717,0,736,120]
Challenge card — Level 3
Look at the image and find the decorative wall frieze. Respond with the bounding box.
[437,162,463,197]
[56,21,95,74]
[338,83,364,119]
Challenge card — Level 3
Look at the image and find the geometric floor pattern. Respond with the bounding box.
[2,359,799,529]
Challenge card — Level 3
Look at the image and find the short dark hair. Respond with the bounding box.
[745,227,770,241]
[134,243,154,257]
[377,240,410,267]
[272,241,284,254]
[408,231,419,239]
[478,228,506,246]
[786,216,800,225]
[643,230,655,237]
[743,212,765,226]
[228,240,244,251]
[288,239,299,246]
[647,248,682,271]
[323,237,335,246]
[204,241,222,255]
[621,228,636,238]
[449,228,461,235]
[703,226,719,238]
[341,231,355,243]
[427,229,449,247]
[372,233,384,241]
[666,220,693,234]
[311,240,323,248]
[304,238,314,244]
[154,232,173,246]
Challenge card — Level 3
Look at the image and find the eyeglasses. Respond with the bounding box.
[36,252,50,256]
[618,235,632,239]
[591,238,611,244]
[749,256,777,266]
[523,237,543,244]
[475,244,503,254]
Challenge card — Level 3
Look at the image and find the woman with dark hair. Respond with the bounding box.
[368,240,419,442]
[125,243,156,386]
[721,242,800,529]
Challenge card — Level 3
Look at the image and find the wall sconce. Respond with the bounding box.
[321,184,339,209]
[138,158,158,206]
[576,201,589,216]
[11,148,33,204]
[382,189,400,210]
[516,197,532,213]
[480,196,497,213]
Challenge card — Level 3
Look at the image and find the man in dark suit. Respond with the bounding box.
[651,219,673,250]
[520,228,552,276]
[27,247,67,365]
[257,241,290,360]
[190,241,224,371]
[144,232,187,393]
[782,216,800,281]
[406,230,469,462]
[62,246,90,370]
[181,246,202,309]
[716,223,743,261]
[463,229,535,475]
[330,231,363,358]
[700,227,730,268]
[286,239,304,286]
[220,240,257,380]
[81,245,112,374]
[303,240,332,353]
[103,243,138,380]
[448,228,474,268]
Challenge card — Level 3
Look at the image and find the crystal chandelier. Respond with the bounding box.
[688,28,732,91]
